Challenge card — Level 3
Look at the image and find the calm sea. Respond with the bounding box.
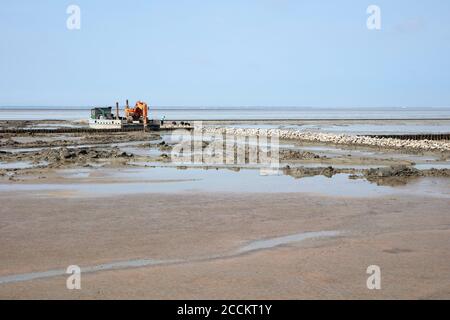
[1,106,450,121]
[1,106,450,134]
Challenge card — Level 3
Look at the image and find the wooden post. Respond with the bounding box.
[143,104,148,132]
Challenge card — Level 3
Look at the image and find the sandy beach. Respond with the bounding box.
[0,119,449,299]
[0,192,449,299]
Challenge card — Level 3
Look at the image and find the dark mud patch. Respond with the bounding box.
[282,166,353,179]
[362,165,450,186]
[0,130,160,150]
[0,147,134,171]
[279,149,324,161]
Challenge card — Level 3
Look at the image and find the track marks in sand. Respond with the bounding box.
[0,230,341,285]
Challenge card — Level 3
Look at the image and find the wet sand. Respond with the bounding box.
[0,192,449,299]
[1,119,450,299]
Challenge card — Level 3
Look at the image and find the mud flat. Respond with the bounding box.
[2,121,450,184]
[0,191,449,299]
[1,119,450,299]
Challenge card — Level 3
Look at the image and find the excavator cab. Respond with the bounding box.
[91,107,113,120]
[124,100,148,123]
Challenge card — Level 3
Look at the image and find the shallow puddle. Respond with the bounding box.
[237,231,340,253]
[414,163,450,170]
[299,145,439,162]
[0,258,175,285]
[1,167,450,198]
[0,161,47,169]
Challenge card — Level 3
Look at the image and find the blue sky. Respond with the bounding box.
[1,0,450,107]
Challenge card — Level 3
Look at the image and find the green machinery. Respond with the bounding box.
[90,107,113,120]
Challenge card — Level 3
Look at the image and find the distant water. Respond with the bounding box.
[1,106,450,121]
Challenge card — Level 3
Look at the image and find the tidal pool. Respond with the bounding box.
[1,167,449,199]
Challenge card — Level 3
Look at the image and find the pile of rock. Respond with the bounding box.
[359,165,450,186]
[279,149,322,160]
[282,166,347,179]
[158,141,172,151]
[200,127,450,152]
[364,165,419,179]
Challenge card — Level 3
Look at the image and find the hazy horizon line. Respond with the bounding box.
[1,105,450,109]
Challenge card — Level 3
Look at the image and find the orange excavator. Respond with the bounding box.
[124,100,148,124]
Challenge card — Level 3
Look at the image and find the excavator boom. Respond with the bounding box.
[124,100,148,123]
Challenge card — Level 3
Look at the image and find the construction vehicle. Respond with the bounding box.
[89,99,156,130]
[89,106,122,129]
[124,100,149,124]
[91,107,114,120]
